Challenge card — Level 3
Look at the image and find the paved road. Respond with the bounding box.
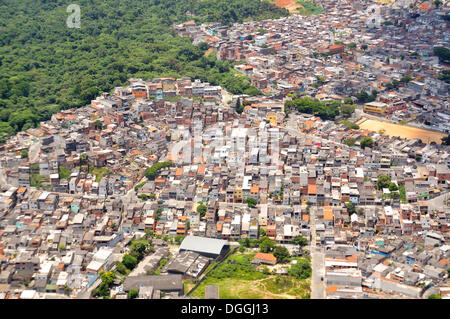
[311,247,326,299]
[309,206,326,299]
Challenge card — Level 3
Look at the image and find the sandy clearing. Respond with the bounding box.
[274,0,304,13]
[358,119,446,144]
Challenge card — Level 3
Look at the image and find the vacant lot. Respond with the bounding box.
[273,0,304,13]
[189,252,310,299]
[358,119,446,144]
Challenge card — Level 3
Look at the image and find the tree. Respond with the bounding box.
[259,237,275,253]
[92,271,116,298]
[360,136,374,149]
[292,235,308,247]
[245,197,257,208]
[433,47,450,63]
[441,134,450,146]
[344,138,356,147]
[144,161,173,180]
[122,254,138,270]
[20,149,28,158]
[438,69,450,84]
[376,174,392,190]
[389,183,398,192]
[129,240,151,261]
[288,259,312,279]
[236,97,244,114]
[94,119,103,130]
[197,203,207,218]
[355,91,369,103]
[115,261,128,275]
[340,104,356,118]
[80,153,88,164]
[345,202,356,214]
[175,235,185,244]
[59,165,71,179]
[128,289,139,299]
[259,228,266,237]
[273,246,290,263]
[428,294,442,299]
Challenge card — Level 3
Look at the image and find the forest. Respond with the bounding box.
[0,0,289,142]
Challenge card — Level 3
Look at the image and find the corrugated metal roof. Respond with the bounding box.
[179,236,228,256]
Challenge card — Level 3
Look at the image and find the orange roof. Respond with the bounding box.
[308,184,317,195]
[131,149,143,156]
[327,286,338,293]
[167,154,177,161]
[438,259,449,265]
[155,178,165,183]
[175,168,183,177]
[17,188,27,193]
[217,223,223,232]
[302,214,309,221]
[323,206,333,221]
[418,201,427,206]
[250,185,260,193]
[253,252,277,262]
[329,44,344,50]
[197,165,206,174]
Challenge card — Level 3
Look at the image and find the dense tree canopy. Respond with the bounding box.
[259,237,275,253]
[144,161,173,180]
[288,258,311,279]
[0,0,288,142]
[284,97,340,120]
[360,136,374,149]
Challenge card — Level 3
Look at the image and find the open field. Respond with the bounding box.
[188,252,311,299]
[273,0,304,13]
[190,276,310,299]
[358,118,446,144]
[273,0,324,15]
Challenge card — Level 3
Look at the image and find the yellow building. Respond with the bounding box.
[234,186,243,202]
[364,101,388,114]
[267,113,277,126]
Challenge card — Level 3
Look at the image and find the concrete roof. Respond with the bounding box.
[123,274,183,292]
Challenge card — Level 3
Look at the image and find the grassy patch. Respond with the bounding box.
[296,1,324,15]
[58,166,71,180]
[31,174,42,187]
[190,252,310,299]
[340,119,360,130]
[89,167,113,182]
[258,276,310,298]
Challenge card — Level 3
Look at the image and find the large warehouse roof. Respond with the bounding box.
[179,236,228,256]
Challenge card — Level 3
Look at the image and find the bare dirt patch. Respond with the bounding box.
[358,118,446,144]
[274,0,304,13]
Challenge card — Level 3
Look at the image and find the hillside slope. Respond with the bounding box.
[0,0,289,141]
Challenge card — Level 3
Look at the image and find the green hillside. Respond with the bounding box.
[0,0,289,142]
